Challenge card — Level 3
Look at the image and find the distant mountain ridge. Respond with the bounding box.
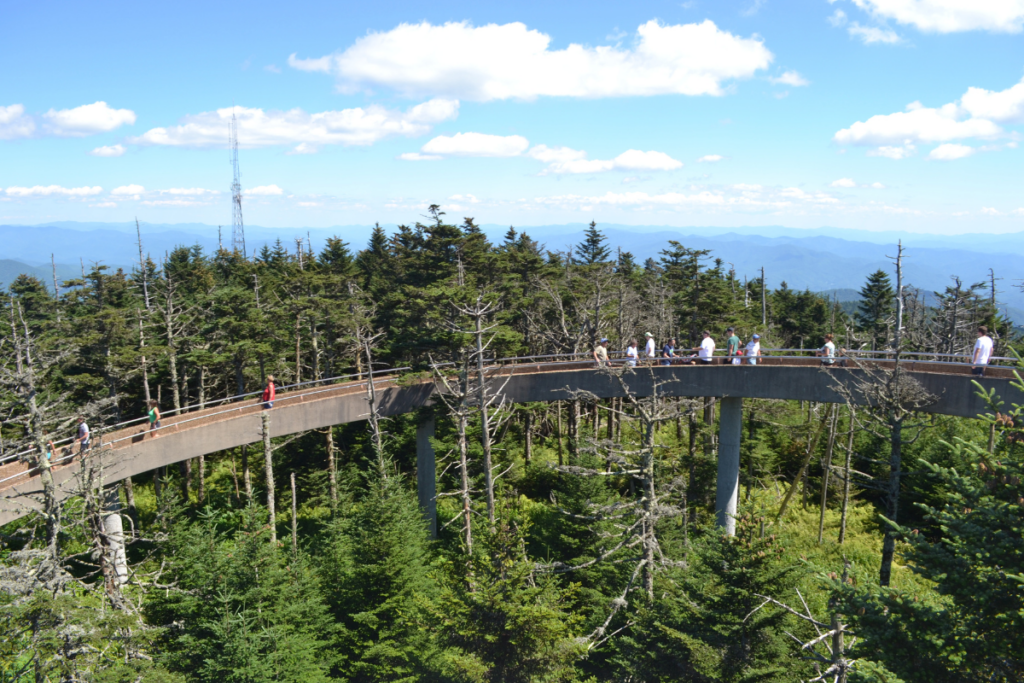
[2,221,1021,322]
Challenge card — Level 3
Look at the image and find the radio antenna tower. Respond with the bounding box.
[229,109,246,255]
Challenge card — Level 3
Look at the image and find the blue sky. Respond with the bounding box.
[2,0,1023,233]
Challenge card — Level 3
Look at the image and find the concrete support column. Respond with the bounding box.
[717,397,742,536]
[102,485,128,585]
[416,418,437,538]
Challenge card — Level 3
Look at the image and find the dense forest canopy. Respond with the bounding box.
[2,214,1023,682]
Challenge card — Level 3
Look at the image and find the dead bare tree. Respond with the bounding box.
[539,364,686,648]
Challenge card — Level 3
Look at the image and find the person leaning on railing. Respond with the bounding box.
[593,338,609,367]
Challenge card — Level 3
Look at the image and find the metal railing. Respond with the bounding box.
[3,345,1019,487]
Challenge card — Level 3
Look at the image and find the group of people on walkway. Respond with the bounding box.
[593,328,763,367]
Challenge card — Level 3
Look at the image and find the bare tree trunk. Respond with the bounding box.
[474,311,496,525]
[262,413,276,544]
[879,416,902,586]
[197,455,205,503]
[556,401,564,466]
[839,408,855,544]
[458,388,473,555]
[523,410,532,465]
[568,399,580,461]
[818,405,838,544]
[326,428,338,509]
[123,477,138,537]
[290,472,298,555]
[242,444,252,501]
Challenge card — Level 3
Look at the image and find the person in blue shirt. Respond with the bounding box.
[661,338,676,365]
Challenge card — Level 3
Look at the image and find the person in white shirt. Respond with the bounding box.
[76,416,90,456]
[817,333,837,366]
[746,334,761,365]
[644,332,657,361]
[626,339,639,367]
[972,325,994,376]
[685,331,716,364]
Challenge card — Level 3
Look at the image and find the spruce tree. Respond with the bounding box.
[856,270,895,349]
[575,221,611,265]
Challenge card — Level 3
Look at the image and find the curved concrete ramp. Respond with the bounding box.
[2,361,1019,526]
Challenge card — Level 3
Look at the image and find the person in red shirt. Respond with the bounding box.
[262,375,276,409]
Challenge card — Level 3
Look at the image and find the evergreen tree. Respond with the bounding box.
[319,462,442,681]
[575,221,611,265]
[856,270,895,349]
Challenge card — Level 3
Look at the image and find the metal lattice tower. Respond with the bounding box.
[229,110,246,255]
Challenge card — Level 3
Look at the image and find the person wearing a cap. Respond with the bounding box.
[593,337,610,366]
[725,327,741,364]
[644,332,657,361]
[745,334,761,365]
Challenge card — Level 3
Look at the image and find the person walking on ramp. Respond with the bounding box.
[147,400,162,438]
[972,326,994,376]
[262,375,277,409]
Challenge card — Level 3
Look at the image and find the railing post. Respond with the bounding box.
[416,417,437,539]
[717,397,742,536]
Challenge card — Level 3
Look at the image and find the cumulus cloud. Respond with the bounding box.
[449,193,480,203]
[5,185,103,197]
[0,104,36,139]
[90,201,118,208]
[835,101,1001,146]
[111,184,145,196]
[836,76,1024,159]
[43,101,136,136]
[143,199,201,207]
[398,152,442,161]
[847,22,902,43]
[831,177,886,187]
[90,144,125,157]
[246,185,284,196]
[289,19,773,101]
[928,142,975,159]
[161,187,219,195]
[129,100,459,149]
[697,154,723,162]
[867,144,916,159]
[960,76,1024,123]
[421,132,530,157]
[769,70,810,86]
[527,145,683,174]
[981,207,1002,215]
[847,0,1024,33]
[531,184,840,211]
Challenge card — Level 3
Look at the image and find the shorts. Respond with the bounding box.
[79,441,90,453]
[150,420,161,430]
[747,358,757,365]
[699,358,714,364]
[972,366,986,376]
[264,401,275,409]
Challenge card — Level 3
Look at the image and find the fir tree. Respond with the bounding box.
[575,221,611,265]
[856,270,895,349]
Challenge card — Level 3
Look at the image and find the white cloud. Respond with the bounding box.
[43,101,136,136]
[780,187,840,203]
[265,64,282,74]
[398,152,442,161]
[867,144,916,159]
[161,187,219,195]
[246,185,284,196]
[981,207,1002,215]
[831,177,886,187]
[298,201,322,207]
[90,201,118,208]
[142,199,201,207]
[129,99,459,148]
[0,104,36,139]
[960,76,1024,123]
[769,70,810,86]
[848,0,1024,33]
[421,132,530,157]
[5,185,103,197]
[928,142,975,159]
[848,22,902,43]
[835,100,1002,148]
[528,145,683,174]
[90,143,125,157]
[449,193,480,203]
[289,19,773,101]
[697,154,723,162]
[111,184,146,196]
[287,143,318,155]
